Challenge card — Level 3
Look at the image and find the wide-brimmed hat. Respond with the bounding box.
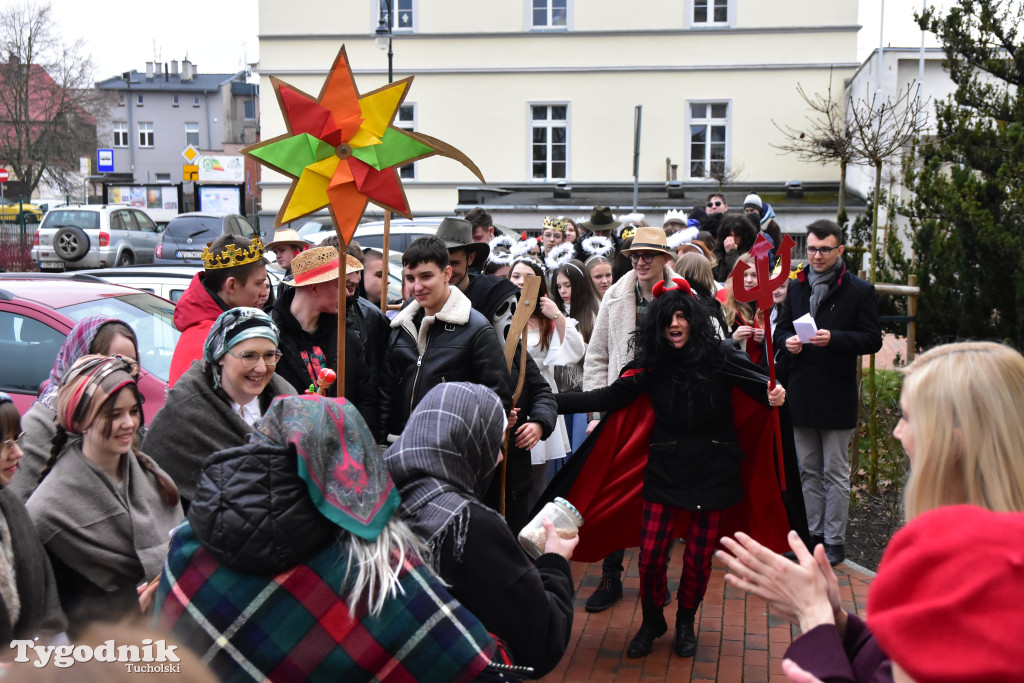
[266,227,307,250]
[621,226,673,256]
[285,247,363,287]
[436,217,490,265]
[582,206,622,233]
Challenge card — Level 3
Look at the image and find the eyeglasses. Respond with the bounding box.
[706,201,723,208]
[227,349,283,368]
[629,253,659,264]
[806,246,838,256]
[1,432,24,454]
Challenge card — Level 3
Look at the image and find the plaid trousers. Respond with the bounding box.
[638,501,725,609]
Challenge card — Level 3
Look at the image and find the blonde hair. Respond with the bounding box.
[901,341,1024,519]
[674,251,715,294]
[342,516,432,618]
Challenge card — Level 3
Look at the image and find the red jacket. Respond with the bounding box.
[169,273,225,386]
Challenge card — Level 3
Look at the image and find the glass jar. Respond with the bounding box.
[518,497,584,559]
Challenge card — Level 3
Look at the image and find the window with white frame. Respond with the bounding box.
[193,95,200,107]
[688,102,728,179]
[172,95,179,107]
[117,93,126,107]
[136,94,144,107]
[531,104,568,180]
[388,0,414,30]
[531,0,568,29]
[692,0,728,25]
[396,104,417,179]
[155,173,171,182]
[113,122,128,148]
[138,122,154,148]
[185,122,200,147]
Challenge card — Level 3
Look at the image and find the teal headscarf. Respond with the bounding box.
[254,394,400,541]
[203,307,279,390]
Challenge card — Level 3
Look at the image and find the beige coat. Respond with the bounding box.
[583,265,679,391]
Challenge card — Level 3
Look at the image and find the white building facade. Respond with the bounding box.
[256,0,862,230]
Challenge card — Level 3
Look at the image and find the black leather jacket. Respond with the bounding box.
[378,288,513,441]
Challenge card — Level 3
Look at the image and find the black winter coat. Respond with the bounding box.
[346,295,390,388]
[189,442,338,574]
[378,289,513,441]
[271,288,378,433]
[556,343,772,511]
[773,264,882,430]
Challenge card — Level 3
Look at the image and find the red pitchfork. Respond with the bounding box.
[728,232,795,489]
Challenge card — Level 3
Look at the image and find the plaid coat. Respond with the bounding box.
[155,523,497,683]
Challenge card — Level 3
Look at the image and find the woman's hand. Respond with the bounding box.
[586,419,600,435]
[768,383,786,407]
[717,530,835,633]
[138,578,160,614]
[515,422,543,450]
[538,295,561,321]
[733,325,755,341]
[781,659,826,683]
[752,327,765,343]
[541,517,579,560]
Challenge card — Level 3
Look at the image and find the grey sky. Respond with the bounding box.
[41,0,945,83]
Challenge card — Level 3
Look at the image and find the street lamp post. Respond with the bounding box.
[374,0,394,315]
[374,0,394,85]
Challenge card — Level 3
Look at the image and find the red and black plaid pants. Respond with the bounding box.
[638,501,725,609]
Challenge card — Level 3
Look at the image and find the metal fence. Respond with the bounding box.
[0,220,35,272]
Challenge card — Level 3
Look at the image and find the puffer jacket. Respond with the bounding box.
[378,286,512,441]
[189,442,336,573]
[169,273,226,386]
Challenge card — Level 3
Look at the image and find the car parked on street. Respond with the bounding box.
[0,197,43,224]
[30,204,160,271]
[70,264,284,304]
[301,217,519,252]
[154,212,259,265]
[0,274,179,419]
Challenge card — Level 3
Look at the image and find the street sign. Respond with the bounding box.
[183,164,199,181]
[0,169,9,182]
[97,149,114,173]
[181,144,200,164]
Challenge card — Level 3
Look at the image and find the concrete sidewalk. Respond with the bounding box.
[540,544,873,682]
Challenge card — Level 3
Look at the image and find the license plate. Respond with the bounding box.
[40,261,65,270]
[177,250,203,259]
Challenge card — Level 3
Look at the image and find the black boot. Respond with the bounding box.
[674,606,698,658]
[626,602,667,658]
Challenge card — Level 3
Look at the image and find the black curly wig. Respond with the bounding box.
[632,287,725,382]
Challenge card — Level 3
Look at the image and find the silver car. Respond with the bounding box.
[31,204,161,271]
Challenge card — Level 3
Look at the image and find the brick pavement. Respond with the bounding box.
[541,544,873,682]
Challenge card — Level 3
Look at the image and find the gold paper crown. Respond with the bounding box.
[201,236,265,270]
[542,217,568,233]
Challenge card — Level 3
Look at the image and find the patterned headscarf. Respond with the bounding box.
[384,383,506,563]
[203,307,279,390]
[253,395,400,541]
[55,354,139,435]
[37,316,123,410]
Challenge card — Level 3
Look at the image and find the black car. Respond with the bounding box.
[154,212,259,265]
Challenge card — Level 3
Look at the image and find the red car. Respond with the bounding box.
[0,274,179,420]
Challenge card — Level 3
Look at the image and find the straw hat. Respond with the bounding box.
[285,247,363,287]
[266,227,307,250]
[621,226,673,256]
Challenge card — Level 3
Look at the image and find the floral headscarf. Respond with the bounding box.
[37,316,120,410]
[203,307,279,390]
[253,395,400,541]
[56,354,139,435]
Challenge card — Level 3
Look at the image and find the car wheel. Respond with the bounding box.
[53,227,90,262]
[116,252,134,267]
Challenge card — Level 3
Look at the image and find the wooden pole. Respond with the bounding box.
[907,274,918,363]
[380,210,391,314]
[337,243,347,398]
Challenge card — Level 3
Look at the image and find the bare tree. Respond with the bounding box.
[707,160,745,189]
[0,2,104,198]
[847,82,930,494]
[772,71,858,219]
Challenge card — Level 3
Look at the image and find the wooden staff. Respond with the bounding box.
[499,274,541,517]
[336,238,348,398]
[380,209,391,315]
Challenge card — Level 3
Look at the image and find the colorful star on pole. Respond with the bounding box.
[242,45,484,244]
